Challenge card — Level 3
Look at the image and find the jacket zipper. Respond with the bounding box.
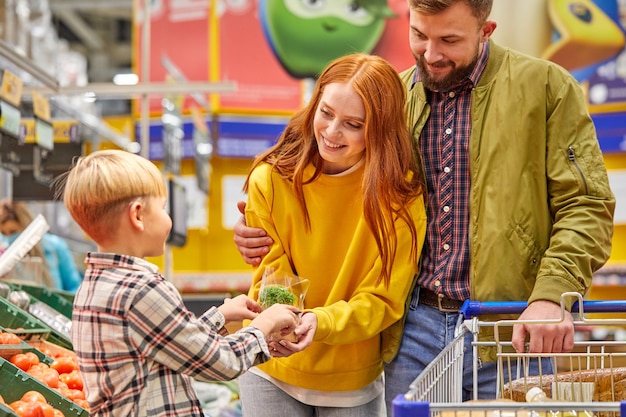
[568,146,589,195]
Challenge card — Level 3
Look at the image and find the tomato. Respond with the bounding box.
[63,389,85,402]
[0,332,21,344]
[40,368,59,389]
[58,371,83,391]
[26,367,43,379]
[10,353,33,372]
[23,352,40,367]
[20,391,47,403]
[38,403,56,417]
[72,398,89,410]
[26,363,47,380]
[9,400,45,417]
[50,357,77,375]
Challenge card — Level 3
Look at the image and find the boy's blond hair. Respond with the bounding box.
[58,149,166,244]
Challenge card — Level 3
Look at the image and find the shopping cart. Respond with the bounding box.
[392,292,626,417]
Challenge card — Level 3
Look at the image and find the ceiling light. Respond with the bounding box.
[113,73,139,86]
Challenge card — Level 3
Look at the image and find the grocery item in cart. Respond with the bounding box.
[394,296,626,417]
[502,367,626,402]
[526,387,593,417]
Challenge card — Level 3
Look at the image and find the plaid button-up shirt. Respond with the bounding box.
[415,43,489,301]
[72,252,270,416]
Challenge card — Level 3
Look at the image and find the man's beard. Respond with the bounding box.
[415,53,479,91]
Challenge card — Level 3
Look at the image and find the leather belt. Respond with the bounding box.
[417,287,464,312]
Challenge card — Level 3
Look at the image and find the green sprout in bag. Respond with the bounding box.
[259,285,297,309]
[257,267,309,342]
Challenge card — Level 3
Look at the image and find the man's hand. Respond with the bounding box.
[511,300,575,353]
[233,201,273,266]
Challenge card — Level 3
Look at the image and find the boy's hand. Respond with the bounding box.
[233,201,273,267]
[268,311,316,358]
[218,294,261,323]
[250,303,300,339]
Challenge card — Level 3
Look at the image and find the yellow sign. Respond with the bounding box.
[0,70,23,107]
[53,120,79,143]
[20,119,35,142]
[32,91,51,122]
[20,119,79,144]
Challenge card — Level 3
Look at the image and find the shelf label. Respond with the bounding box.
[32,91,51,122]
[0,70,23,107]
[35,118,54,151]
[0,101,21,137]
[53,120,79,143]
[21,119,79,144]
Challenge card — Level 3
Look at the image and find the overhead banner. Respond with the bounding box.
[213,0,414,114]
[133,0,414,116]
[133,0,210,115]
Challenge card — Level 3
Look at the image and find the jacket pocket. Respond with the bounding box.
[567,146,589,195]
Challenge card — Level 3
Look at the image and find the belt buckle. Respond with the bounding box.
[437,293,459,313]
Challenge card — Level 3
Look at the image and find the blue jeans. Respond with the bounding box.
[384,288,553,416]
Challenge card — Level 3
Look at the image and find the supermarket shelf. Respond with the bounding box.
[0,40,59,92]
[38,81,236,98]
[20,81,237,101]
[0,41,134,149]
[49,96,132,149]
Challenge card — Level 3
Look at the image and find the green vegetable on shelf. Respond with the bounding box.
[259,285,296,309]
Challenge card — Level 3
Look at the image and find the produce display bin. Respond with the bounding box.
[6,283,73,319]
[0,296,71,350]
[0,296,50,342]
[26,341,77,362]
[0,343,53,365]
[0,357,88,417]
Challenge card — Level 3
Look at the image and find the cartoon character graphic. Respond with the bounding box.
[542,0,625,82]
[260,0,394,79]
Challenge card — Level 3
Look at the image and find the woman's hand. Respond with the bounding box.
[268,312,317,358]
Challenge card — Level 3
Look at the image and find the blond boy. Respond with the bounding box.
[58,149,299,417]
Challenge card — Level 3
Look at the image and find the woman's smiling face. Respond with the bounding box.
[313,82,366,175]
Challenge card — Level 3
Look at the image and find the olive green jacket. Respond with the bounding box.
[387,41,615,362]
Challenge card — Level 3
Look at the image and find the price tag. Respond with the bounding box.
[32,91,51,122]
[53,120,79,143]
[0,101,21,137]
[35,118,54,151]
[19,119,35,143]
[0,70,23,107]
[22,119,80,145]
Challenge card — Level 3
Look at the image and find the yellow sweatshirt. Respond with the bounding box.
[245,162,426,391]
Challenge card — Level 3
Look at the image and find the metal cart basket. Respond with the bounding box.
[392,293,626,417]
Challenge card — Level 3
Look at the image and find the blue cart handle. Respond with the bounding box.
[460,299,626,319]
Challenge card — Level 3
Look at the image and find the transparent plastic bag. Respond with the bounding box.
[258,267,309,342]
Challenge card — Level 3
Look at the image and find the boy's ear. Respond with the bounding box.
[128,200,145,231]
